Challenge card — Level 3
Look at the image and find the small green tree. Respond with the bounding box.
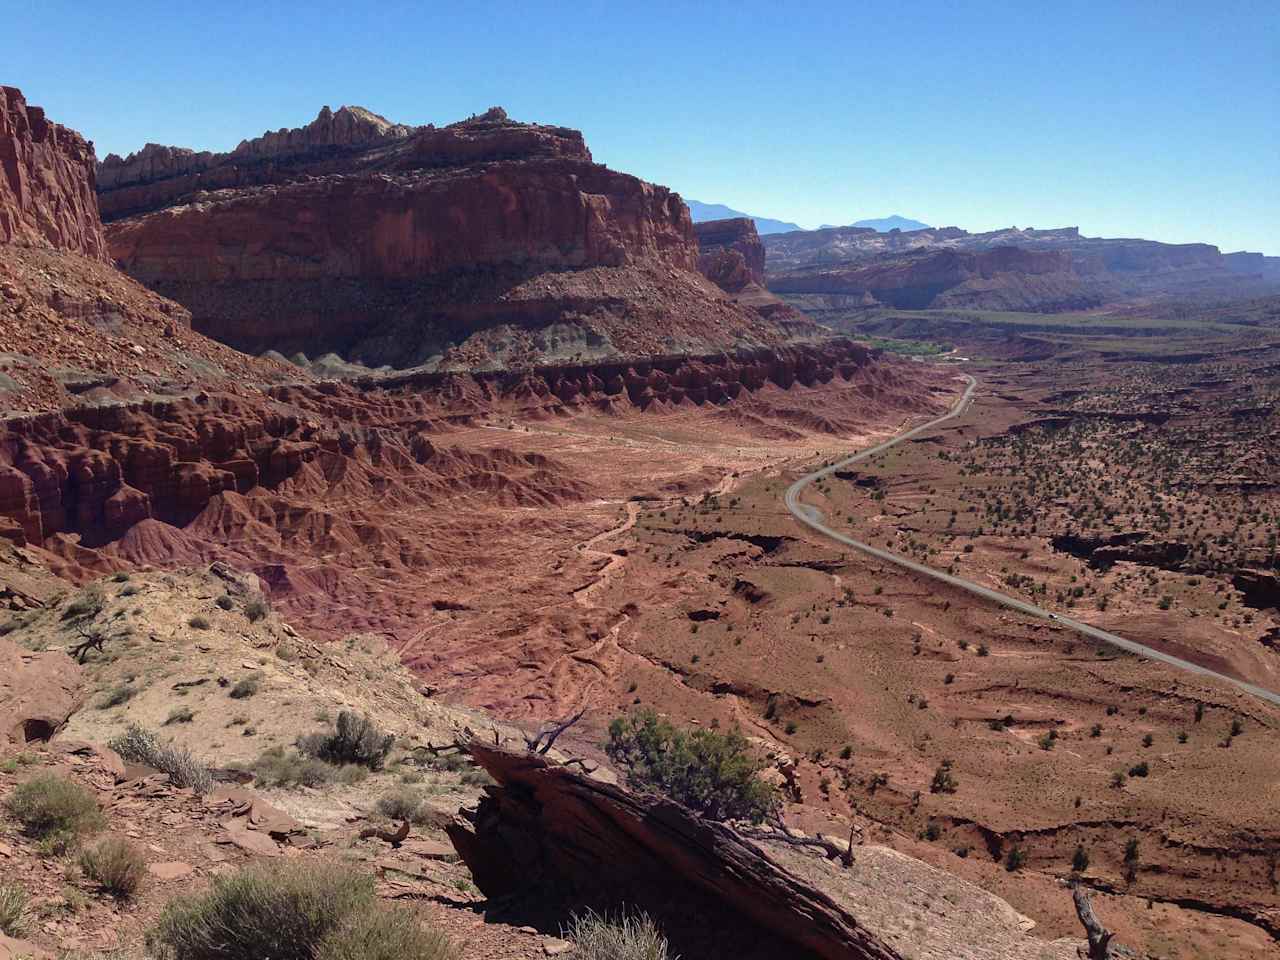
[606,710,778,823]
[1072,844,1090,873]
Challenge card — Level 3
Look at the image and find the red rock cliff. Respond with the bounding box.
[695,217,767,293]
[0,86,106,259]
[100,106,775,366]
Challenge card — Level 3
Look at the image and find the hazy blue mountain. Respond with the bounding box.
[850,215,931,232]
[686,200,802,235]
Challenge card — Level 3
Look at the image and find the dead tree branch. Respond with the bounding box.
[1073,883,1119,959]
[524,707,586,755]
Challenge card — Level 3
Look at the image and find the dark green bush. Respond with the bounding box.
[605,709,777,823]
[297,711,394,771]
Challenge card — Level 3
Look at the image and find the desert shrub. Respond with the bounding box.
[0,882,28,936]
[1005,845,1026,872]
[316,905,458,960]
[605,709,778,823]
[148,859,452,960]
[929,760,957,794]
[564,909,671,960]
[109,724,213,794]
[79,836,146,899]
[376,788,434,825]
[188,615,210,631]
[215,595,234,611]
[244,595,270,623]
[1072,844,1090,873]
[97,683,137,709]
[297,711,394,771]
[164,707,195,725]
[251,747,335,789]
[1128,761,1149,778]
[61,593,102,622]
[229,674,262,699]
[5,773,103,839]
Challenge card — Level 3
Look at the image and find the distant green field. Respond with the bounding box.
[864,337,950,356]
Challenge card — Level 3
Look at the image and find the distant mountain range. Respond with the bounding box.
[685,200,801,235]
[819,216,932,233]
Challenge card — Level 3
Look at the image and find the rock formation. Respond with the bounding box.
[448,743,903,960]
[0,86,106,259]
[100,106,792,367]
[764,224,1280,309]
[696,217,767,293]
[770,246,1096,312]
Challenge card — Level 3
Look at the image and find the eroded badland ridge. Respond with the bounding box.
[2,88,1278,959]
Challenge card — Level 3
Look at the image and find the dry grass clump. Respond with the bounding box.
[147,859,455,960]
[564,909,672,960]
[375,787,435,825]
[0,883,28,936]
[109,724,214,794]
[5,773,104,842]
[79,836,146,899]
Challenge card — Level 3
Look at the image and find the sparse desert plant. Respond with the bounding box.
[0,882,28,936]
[244,595,270,623]
[1128,761,1149,777]
[316,904,458,960]
[79,836,146,898]
[164,706,195,725]
[1005,845,1026,872]
[147,859,455,960]
[1110,771,1126,791]
[215,594,235,611]
[188,615,210,630]
[5,773,103,840]
[375,788,432,825]
[297,711,394,770]
[251,747,336,789]
[929,760,958,794]
[109,724,213,794]
[230,673,262,699]
[605,709,777,823]
[564,909,672,960]
[1072,844,1090,873]
[97,683,137,709]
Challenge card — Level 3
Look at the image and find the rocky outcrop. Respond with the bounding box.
[0,637,82,745]
[0,86,106,259]
[99,106,784,366]
[696,217,767,293]
[764,224,1280,307]
[770,246,1096,311]
[447,743,902,960]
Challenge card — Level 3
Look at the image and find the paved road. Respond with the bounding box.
[784,373,1280,707]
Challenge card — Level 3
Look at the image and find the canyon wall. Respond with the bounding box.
[0,86,106,259]
[98,106,779,367]
[695,217,767,293]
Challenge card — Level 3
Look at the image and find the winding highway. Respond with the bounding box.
[784,372,1280,707]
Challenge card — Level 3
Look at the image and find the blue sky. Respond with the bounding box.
[10,0,1279,253]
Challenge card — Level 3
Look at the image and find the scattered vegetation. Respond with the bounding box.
[109,724,214,793]
[146,859,455,960]
[230,672,263,699]
[929,760,958,794]
[0,883,28,937]
[606,709,778,823]
[5,773,104,842]
[79,836,147,899]
[297,711,395,771]
[564,909,672,960]
[376,788,434,825]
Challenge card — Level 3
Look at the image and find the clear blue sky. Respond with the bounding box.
[10,0,1279,253]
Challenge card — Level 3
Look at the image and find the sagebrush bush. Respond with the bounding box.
[375,788,432,825]
[251,747,337,789]
[109,724,213,794]
[0,882,28,936]
[565,909,671,960]
[297,711,394,771]
[229,674,261,699]
[605,709,777,823]
[5,773,103,839]
[244,596,270,623]
[147,860,452,960]
[316,904,458,960]
[80,836,146,898]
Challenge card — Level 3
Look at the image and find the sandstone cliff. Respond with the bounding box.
[0,86,106,259]
[770,246,1097,312]
[100,106,791,367]
[696,216,767,293]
